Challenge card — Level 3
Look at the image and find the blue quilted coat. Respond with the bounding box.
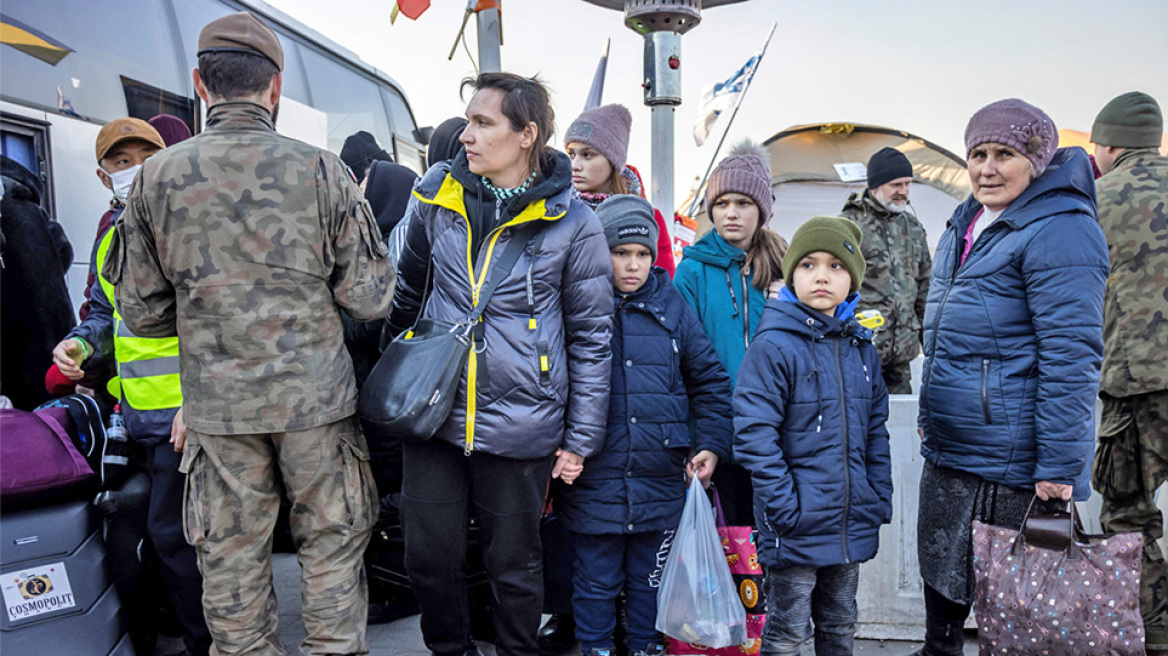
[560,268,734,535]
[734,292,893,569]
[918,148,1109,501]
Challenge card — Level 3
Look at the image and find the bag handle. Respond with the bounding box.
[1016,496,1083,560]
[709,483,728,529]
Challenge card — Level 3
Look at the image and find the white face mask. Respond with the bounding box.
[103,164,141,203]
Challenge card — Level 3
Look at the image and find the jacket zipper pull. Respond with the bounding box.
[464,441,472,457]
[863,363,870,382]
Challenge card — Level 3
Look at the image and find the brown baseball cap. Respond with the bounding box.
[197,12,284,71]
[95,118,166,163]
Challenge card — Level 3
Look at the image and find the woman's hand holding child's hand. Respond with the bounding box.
[552,449,585,485]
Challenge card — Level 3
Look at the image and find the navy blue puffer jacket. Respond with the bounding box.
[560,268,734,535]
[734,295,892,569]
[918,148,1108,501]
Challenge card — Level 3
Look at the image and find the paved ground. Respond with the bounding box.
[269,554,979,655]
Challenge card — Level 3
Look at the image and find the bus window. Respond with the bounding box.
[122,77,196,136]
[300,48,393,156]
[0,113,54,214]
[382,88,418,139]
[170,0,312,107]
[1,0,185,124]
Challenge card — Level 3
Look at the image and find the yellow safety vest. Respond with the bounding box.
[95,227,183,410]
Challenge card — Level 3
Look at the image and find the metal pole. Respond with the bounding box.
[651,106,675,235]
[476,7,502,73]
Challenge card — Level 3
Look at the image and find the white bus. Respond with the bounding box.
[1,0,428,311]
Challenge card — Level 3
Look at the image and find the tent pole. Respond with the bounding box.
[685,22,776,218]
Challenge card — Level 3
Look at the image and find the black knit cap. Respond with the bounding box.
[866,147,913,189]
[340,131,392,184]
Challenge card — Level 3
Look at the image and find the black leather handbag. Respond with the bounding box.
[359,223,539,444]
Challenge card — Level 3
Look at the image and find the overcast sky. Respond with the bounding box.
[265,0,1168,210]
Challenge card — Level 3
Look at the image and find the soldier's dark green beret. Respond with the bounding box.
[197,11,284,72]
[1091,92,1163,148]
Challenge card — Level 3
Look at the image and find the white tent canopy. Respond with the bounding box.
[764,123,971,248]
[681,123,972,250]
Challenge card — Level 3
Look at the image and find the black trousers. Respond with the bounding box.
[146,443,212,656]
[402,439,555,656]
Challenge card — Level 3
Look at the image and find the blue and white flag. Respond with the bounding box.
[692,53,761,147]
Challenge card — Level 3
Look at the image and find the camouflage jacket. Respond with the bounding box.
[840,191,932,368]
[1097,148,1168,397]
[105,102,394,435]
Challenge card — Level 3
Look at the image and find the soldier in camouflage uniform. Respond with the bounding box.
[839,147,931,394]
[105,12,394,656]
[1090,91,1168,656]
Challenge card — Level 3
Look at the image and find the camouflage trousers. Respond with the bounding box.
[882,360,913,395]
[1094,391,1168,650]
[182,415,378,656]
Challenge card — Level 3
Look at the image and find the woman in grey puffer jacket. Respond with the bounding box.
[387,72,613,656]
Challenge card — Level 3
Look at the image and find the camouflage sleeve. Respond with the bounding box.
[106,179,177,338]
[323,156,395,321]
[915,228,932,341]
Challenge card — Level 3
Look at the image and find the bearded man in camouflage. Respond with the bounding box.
[106,12,394,656]
[840,147,931,394]
[1091,91,1168,656]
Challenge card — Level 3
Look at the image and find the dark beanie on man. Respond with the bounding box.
[428,117,469,169]
[782,216,866,294]
[341,131,392,184]
[594,195,658,261]
[867,147,913,189]
[1091,91,1163,148]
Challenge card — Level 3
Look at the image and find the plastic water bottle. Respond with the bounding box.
[108,405,128,445]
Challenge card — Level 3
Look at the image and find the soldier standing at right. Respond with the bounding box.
[1091,91,1168,656]
[107,12,393,656]
[839,147,931,394]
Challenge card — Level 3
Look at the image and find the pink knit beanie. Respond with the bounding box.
[704,141,774,220]
[564,104,632,174]
[964,98,1058,175]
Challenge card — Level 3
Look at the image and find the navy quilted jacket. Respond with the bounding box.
[918,147,1108,501]
[560,268,734,535]
[734,294,892,569]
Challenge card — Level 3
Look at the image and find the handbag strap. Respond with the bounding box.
[1017,496,1083,560]
[467,222,541,324]
[709,483,728,528]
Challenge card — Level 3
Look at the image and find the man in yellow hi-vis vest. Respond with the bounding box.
[52,118,211,656]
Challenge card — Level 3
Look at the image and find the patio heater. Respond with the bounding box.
[581,0,748,232]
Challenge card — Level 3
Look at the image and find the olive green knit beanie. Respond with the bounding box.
[1091,91,1163,148]
[782,216,866,294]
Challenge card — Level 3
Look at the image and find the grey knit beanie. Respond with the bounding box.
[704,140,773,221]
[594,195,658,261]
[964,98,1058,175]
[565,104,633,174]
[1091,91,1163,148]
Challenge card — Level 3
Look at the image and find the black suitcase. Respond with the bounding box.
[0,499,135,655]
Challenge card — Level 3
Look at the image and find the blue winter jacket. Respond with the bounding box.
[560,268,734,535]
[918,148,1108,502]
[734,293,893,569]
[674,230,767,390]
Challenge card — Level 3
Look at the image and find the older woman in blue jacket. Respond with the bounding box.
[913,99,1109,656]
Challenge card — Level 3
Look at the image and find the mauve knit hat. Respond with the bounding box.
[565,104,633,174]
[965,98,1058,175]
[704,140,774,221]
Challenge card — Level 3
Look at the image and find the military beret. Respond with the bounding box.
[198,12,284,72]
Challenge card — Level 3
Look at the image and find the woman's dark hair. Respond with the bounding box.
[198,52,279,100]
[460,72,554,178]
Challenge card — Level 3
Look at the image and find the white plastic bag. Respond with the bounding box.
[655,477,747,648]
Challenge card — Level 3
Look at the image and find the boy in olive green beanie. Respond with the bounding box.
[733,213,889,656]
[782,216,867,309]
